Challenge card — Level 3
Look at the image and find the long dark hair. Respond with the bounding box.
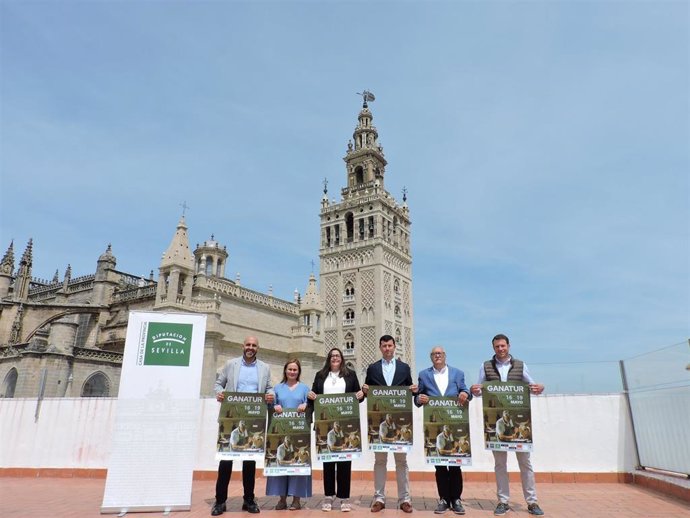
[317,347,352,379]
[281,358,302,383]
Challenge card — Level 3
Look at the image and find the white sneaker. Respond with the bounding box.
[322,497,333,512]
[341,499,351,512]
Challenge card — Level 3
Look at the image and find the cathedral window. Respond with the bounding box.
[394,304,401,319]
[81,372,110,397]
[1,368,18,398]
[394,279,400,293]
[216,259,223,277]
[334,225,340,245]
[368,216,375,238]
[326,227,332,247]
[358,219,365,240]
[205,256,213,276]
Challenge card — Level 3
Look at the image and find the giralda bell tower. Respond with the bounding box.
[319,93,415,376]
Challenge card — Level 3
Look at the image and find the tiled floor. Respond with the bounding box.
[2,477,688,517]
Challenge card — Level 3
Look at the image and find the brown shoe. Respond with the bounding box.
[371,501,385,513]
[399,502,413,514]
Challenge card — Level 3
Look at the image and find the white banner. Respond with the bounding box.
[101,311,207,514]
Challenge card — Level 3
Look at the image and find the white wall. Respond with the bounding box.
[0,394,636,473]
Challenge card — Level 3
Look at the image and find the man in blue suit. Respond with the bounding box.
[363,335,417,513]
[416,346,471,515]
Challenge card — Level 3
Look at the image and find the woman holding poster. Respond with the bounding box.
[308,348,364,512]
[266,359,312,510]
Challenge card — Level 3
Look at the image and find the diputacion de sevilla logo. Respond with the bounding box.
[143,322,193,367]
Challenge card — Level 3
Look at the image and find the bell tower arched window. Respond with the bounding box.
[355,166,364,185]
[345,212,354,243]
[344,282,355,302]
[344,309,355,326]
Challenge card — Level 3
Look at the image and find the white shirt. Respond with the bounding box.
[433,365,449,395]
[382,358,396,386]
[324,372,347,394]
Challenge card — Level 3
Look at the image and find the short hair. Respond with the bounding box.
[379,334,395,345]
[281,358,302,383]
[492,334,510,345]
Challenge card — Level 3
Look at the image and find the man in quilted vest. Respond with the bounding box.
[470,334,545,517]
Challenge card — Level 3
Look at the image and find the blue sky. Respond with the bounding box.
[1,1,688,392]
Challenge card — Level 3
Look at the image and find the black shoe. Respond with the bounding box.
[434,499,449,514]
[243,500,260,514]
[451,500,466,515]
[211,502,226,516]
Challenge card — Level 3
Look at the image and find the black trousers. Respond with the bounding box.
[215,460,256,504]
[435,466,463,502]
[323,460,352,499]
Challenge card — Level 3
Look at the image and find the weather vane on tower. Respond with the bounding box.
[356,90,376,108]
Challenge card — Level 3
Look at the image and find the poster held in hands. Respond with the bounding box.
[216,392,268,461]
[423,396,472,466]
[482,381,533,452]
[366,386,413,453]
[314,393,362,462]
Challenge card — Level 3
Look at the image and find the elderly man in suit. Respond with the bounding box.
[416,346,471,515]
[363,335,418,514]
[212,336,275,516]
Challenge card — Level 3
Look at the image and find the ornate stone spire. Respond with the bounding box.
[0,240,14,275]
[18,238,32,271]
[161,216,194,269]
[344,100,387,193]
[13,239,33,300]
[98,243,116,265]
[52,269,59,284]
[301,272,321,309]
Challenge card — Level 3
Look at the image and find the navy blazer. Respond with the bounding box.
[365,359,413,387]
[415,365,470,406]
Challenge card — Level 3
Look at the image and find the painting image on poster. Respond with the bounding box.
[482,381,533,452]
[423,397,472,466]
[314,393,362,462]
[216,392,267,461]
[264,410,311,476]
[366,386,413,453]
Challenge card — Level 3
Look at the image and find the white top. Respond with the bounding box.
[323,372,347,394]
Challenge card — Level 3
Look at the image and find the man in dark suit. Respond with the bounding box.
[363,335,417,514]
[416,346,470,515]
[212,336,274,516]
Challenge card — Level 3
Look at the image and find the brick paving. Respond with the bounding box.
[2,477,689,518]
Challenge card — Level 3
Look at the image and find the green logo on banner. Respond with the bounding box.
[144,322,193,366]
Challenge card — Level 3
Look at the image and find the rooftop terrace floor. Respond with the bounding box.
[2,476,688,518]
